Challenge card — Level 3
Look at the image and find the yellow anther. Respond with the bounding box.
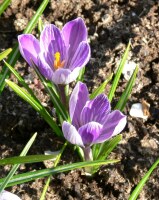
[54,52,65,70]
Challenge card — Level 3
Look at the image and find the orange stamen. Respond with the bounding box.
[54,52,65,70]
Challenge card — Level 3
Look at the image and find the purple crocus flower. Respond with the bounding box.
[18,18,90,85]
[62,82,127,160]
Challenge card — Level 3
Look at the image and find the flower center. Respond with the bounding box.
[54,52,65,70]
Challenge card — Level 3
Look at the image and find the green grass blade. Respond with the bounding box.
[76,67,85,82]
[0,159,119,187]
[129,158,159,200]
[0,154,59,166]
[92,135,122,174]
[90,73,113,99]
[0,48,12,61]
[0,0,11,16]
[92,135,122,160]
[0,132,37,193]
[5,79,62,136]
[4,60,37,98]
[108,42,131,102]
[96,135,122,160]
[40,176,51,200]
[40,142,67,200]
[115,65,138,111]
[32,63,69,121]
[38,17,44,33]
[0,0,49,93]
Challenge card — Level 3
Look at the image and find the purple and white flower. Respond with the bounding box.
[18,18,90,85]
[62,82,127,160]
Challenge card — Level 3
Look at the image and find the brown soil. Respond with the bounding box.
[0,0,159,199]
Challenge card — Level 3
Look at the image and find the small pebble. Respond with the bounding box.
[129,103,148,120]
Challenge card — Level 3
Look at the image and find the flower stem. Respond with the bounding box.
[58,84,69,111]
[83,147,93,175]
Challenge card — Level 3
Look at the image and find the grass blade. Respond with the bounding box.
[0,48,12,61]
[0,0,49,93]
[5,79,62,136]
[90,73,113,99]
[32,63,69,121]
[76,67,85,82]
[0,159,119,187]
[108,41,131,102]
[115,65,138,111]
[0,0,11,16]
[129,158,159,200]
[40,176,51,200]
[93,135,122,160]
[0,154,59,166]
[0,133,37,193]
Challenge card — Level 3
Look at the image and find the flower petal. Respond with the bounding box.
[18,34,40,66]
[62,121,84,147]
[38,52,53,80]
[62,18,87,55]
[52,67,81,85]
[68,41,90,70]
[40,24,66,61]
[78,122,103,147]
[95,110,127,143]
[80,94,111,125]
[69,82,89,128]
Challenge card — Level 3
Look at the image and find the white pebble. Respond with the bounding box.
[129,103,148,120]
[0,190,21,200]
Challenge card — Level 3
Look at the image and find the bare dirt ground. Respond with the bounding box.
[0,0,159,199]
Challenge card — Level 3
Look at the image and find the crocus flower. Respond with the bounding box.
[62,82,127,160]
[18,18,90,85]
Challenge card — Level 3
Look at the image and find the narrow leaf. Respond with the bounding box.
[90,73,113,99]
[0,0,11,16]
[108,42,131,102]
[129,158,159,200]
[0,154,59,166]
[0,0,49,93]
[5,79,62,136]
[0,133,37,193]
[0,48,12,61]
[32,63,69,121]
[0,160,119,187]
[115,65,138,111]
[77,67,85,82]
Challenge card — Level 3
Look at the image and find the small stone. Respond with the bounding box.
[0,190,21,200]
[129,103,148,120]
[122,61,137,80]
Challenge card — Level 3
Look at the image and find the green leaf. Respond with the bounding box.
[0,0,11,16]
[0,0,49,93]
[40,176,51,200]
[0,159,119,187]
[5,79,62,136]
[0,133,37,193]
[115,65,138,111]
[0,154,59,166]
[108,41,131,102]
[90,73,113,99]
[32,63,69,122]
[4,60,36,98]
[77,67,85,82]
[129,158,159,200]
[0,48,12,61]
[92,135,122,173]
[95,135,122,160]
[38,17,44,33]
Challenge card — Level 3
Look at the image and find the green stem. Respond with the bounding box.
[40,142,68,199]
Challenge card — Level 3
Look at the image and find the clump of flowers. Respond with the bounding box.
[1,14,139,198]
